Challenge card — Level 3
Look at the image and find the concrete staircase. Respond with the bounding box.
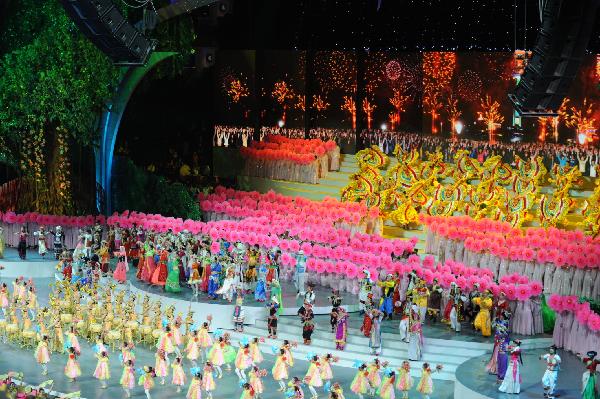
[227,316,552,381]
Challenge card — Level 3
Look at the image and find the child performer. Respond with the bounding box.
[66,326,81,355]
[241,382,256,399]
[272,348,289,392]
[281,340,295,367]
[250,337,263,364]
[171,356,186,393]
[319,354,335,384]
[155,349,169,385]
[187,372,203,399]
[64,347,81,382]
[367,358,383,396]
[304,355,324,399]
[351,364,370,399]
[94,351,111,389]
[379,370,396,399]
[202,361,217,399]
[416,363,443,399]
[198,321,213,359]
[208,337,225,378]
[539,345,561,399]
[35,335,51,375]
[121,342,136,364]
[186,330,201,367]
[138,366,156,399]
[188,255,202,297]
[235,343,254,382]
[233,297,246,332]
[248,366,265,398]
[330,382,345,399]
[396,361,413,399]
[120,359,135,398]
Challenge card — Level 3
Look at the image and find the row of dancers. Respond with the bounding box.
[35,330,443,399]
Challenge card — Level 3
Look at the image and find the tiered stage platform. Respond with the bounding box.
[129,275,359,329]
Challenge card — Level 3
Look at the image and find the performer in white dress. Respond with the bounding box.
[539,345,561,398]
[499,340,522,394]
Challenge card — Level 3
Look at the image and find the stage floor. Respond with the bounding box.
[0,248,57,278]
[455,347,590,398]
[129,269,360,316]
[0,274,455,399]
[1,247,57,262]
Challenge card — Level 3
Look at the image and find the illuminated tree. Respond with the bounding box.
[555,98,571,143]
[341,96,357,129]
[362,98,377,130]
[445,94,462,138]
[537,117,553,142]
[271,80,295,122]
[294,94,305,112]
[312,94,330,112]
[423,52,456,134]
[226,78,249,103]
[477,95,504,144]
[389,89,410,127]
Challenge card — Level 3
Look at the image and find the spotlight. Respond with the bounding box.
[578,133,587,145]
[454,121,463,135]
[381,124,387,131]
[278,120,285,128]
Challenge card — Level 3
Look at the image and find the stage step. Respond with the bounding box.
[227,328,459,380]
[228,317,552,381]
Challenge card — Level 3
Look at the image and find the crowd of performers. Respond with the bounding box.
[2,222,599,398]
[3,277,447,399]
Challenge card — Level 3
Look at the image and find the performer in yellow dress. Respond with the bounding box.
[94,351,111,388]
[473,291,493,337]
[272,349,289,392]
[64,347,81,382]
[35,335,51,375]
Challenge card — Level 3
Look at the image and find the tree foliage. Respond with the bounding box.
[114,159,201,220]
[0,0,122,148]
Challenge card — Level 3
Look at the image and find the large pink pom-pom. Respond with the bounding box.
[210,241,220,254]
[547,294,563,312]
[529,281,543,296]
[515,285,531,301]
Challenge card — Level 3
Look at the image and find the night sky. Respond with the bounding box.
[209,0,600,52]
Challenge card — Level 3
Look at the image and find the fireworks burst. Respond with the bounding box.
[314,51,357,95]
[563,98,597,144]
[387,57,422,97]
[386,60,402,81]
[365,51,388,94]
[457,70,483,102]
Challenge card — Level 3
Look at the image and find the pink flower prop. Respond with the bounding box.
[547,294,563,312]
[515,285,531,301]
[529,281,543,296]
[422,255,435,269]
[210,241,220,254]
[587,313,600,332]
[505,285,517,300]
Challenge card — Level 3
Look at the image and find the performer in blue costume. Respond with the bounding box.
[207,260,222,299]
[254,264,267,302]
